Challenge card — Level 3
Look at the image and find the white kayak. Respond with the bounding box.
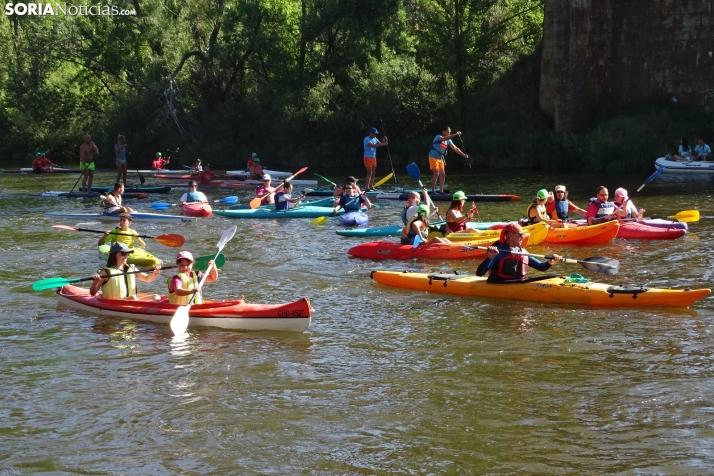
[226,169,293,179]
[654,157,714,174]
[46,211,197,223]
[136,169,191,175]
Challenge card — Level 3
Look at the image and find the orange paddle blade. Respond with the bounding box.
[154,233,185,247]
[249,196,264,209]
[52,225,80,231]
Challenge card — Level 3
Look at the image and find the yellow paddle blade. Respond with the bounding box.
[670,210,699,223]
[373,173,394,188]
[311,215,329,225]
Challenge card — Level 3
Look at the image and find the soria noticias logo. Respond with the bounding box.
[4,2,137,16]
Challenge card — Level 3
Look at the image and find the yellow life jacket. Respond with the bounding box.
[101,265,136,299]
[109,227,137,247]
[167,272,202,305]
[526,202,546,225]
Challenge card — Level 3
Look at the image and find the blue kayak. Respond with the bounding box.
[227,197,336,210]
[214,206,343,219]
[335,221,506,237]
[338,211,369,227]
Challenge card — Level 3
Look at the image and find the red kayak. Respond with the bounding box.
[617,221,687,240]
[181,202,213,217]
[56,285,312,332]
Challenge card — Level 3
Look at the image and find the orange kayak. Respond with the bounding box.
[542,220,620,244]
[181,202,213,217]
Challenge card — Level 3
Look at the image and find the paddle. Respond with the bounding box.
[405,162,442,221]
[661,210,699,222]
[32,254,226,292]
[457,134,483,194]
[310,212,337,226]
[379,114,398,184]
[412,233,423,248]
[373,173,394,189]
[67,167,86,199]
[249,167,308,209]
[314,173,337,188]
[128,147,145,185]
[170,225,237,335]
[152,196,238,210]
[613,166,666,219]
[52,224,186,247]
[475,246,619,275]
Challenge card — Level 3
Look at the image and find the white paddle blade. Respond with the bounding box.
[170,305,190,335]
[217,225,238,250]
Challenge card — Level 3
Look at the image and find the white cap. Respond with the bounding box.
[263,174,271,181]
[251,152,257,157]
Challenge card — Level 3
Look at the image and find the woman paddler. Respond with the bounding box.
[167,251,219,305]
[90,242,161,300]
[401,204,450,245]
[476,223,561,283]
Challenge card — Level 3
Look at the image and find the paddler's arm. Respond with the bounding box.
[89,270,109,296]
[360,192,372,209]
[98,230,111,245]
[136,266,161,283]
[476,246,500,276]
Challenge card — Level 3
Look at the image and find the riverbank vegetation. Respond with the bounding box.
[0,0,710,171]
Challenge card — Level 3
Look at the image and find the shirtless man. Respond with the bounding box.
[79,134,99,193]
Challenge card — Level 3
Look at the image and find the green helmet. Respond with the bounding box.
[417,204,430,215]
[453,190,467,201]
[254,158,260,163]
[536,189,549,200]
[156,152,162,157]
[36,151,44,157]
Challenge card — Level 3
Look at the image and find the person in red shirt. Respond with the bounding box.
[31,152,58,172]
[246,152,257,171]
[151,152,170,170]
[249,158,264,180]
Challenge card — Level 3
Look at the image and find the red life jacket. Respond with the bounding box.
[491,246,530,280]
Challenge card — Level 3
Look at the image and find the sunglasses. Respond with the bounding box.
[555,191,565,194]
[120,251,131,256]
[511,233,525,238]
[598,193,609,197]
[345,187,354,190]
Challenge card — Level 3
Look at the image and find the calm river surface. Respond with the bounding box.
[1,167,713,474]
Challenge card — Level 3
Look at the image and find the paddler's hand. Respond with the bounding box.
[486,246,498,259]
[548,254,562,264]
[152,266,161,275]
[91,274,103,285]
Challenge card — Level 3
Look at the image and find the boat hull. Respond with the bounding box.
[542,220,620,244]
[338,211,369,227]
[57,285,312,332]
[654,157,714,174]
[617,221,687,240]
[91,186,172,194]
[336,221,503,237]
[371,271,710,308]
[306,189,520,202]
[445,222,548,245]
[46,212,197,223]
[214,206,343,219]
[43,191,149,199]
[181,202,213,217]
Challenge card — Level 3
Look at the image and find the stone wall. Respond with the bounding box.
[540,0,714,133]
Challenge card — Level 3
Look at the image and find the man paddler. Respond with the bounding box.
[80,134,99,193]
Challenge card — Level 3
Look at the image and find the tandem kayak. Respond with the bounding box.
[336,221,505,237]
[46,211,197,223]
[42,191,149,199]
[348,234,531,260]
[542,220,620,244]
[338,211,369,227]
[214,206,344,219]
[90,186,172,194]
[98,245,162,267]
[56,285,312,332]
[305,189,521,202]
[181,202,213,218]
[371,270,711,308]
[654,157,714,174]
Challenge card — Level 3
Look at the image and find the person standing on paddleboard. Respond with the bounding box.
[363,127,388,191]
[79,134,99,193]
[428,126,468,194]
[114,134,130,186]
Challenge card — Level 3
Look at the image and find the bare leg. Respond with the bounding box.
[431,169,439,192]
[366,166,375,189]
[438,170,446,193]
[82,167,89,193]
[87,170,94,192]
[115,161,122,184]
[121,162,127,185]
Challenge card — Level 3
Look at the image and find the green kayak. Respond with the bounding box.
[98,245,162,267]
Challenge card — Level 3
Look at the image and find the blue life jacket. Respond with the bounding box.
[589,198,616,218]
[274,191,291,211]
[554,200,569,220]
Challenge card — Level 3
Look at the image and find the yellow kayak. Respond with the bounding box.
[98,245,162,267]
[443,222,548,245]
[371,270,710,308]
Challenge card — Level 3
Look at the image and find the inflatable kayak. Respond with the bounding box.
[336,221,504,237]
[214,206,344,219]
[348,234,531,260]
[542,220,620,244]
[654,157,714,174]
[305,189,521,202]
[371,271,710,308]
[98,244,161,267]
[338,211,369,227]
[181,202,213,217]
[56,285,312,332]
[91,185,172,194]
[445,222,549,245]
[46,211,197,223]
[42,191,149,199]
[616,221,687,240]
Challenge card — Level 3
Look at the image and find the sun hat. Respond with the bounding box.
[453,190,467,200]
[109,242,134,254]
[346,176,359,183]
[536,189,549,200]
[554,185,566,192]
[176,251,194,263]
[263,174,271,181]
[369,127,379,134]
[614,188,628,200]
[417,204,430,215]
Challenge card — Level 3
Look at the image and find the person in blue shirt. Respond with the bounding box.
[334,183,372,213]
[694,137,711,161]
[363,127,388,191]
[673,137,692,162]
[428,126,469,194]
[274,181,303,210]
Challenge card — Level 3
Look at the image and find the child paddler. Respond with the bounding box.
[476,223,561,283]
[98,213,146,249]
[167,251,220,305]
[89,242,161,300]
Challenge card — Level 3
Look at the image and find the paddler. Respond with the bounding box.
[79,134,99,193]
[428,126,468,194]
[401,204,450,245]
[274,181,303,210]
[180,180,209,206]
[101,182,134,214]
[586,186,617,226]
[613,187,645,219]
[151,152,169,170]
[333,182,373,214]
[249,157,264,180]
[446,191,478,233]
[31,152,59,173]
[167,251,220,305]
[98,213,146,249]
[256,174,275,205]
[334,176,363,197]
[526,189,566,228]
[90,242,161,300]
[546,185,587,222]
[363,127,389,191]
[192,159,203,172]
[401,188,431,225]
[476,223,562,283]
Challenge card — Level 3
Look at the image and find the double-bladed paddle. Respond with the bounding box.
[405,162,443,221]
[170,225,238,335]
[373,173,394,189]
[249,167,308,209]
[52,224,185,247]
[476,246,619,275]
[314,173,336,188]
[32,253,226,292]
[622,210,699,223]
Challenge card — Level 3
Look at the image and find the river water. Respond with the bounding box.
[1,168,713,474]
